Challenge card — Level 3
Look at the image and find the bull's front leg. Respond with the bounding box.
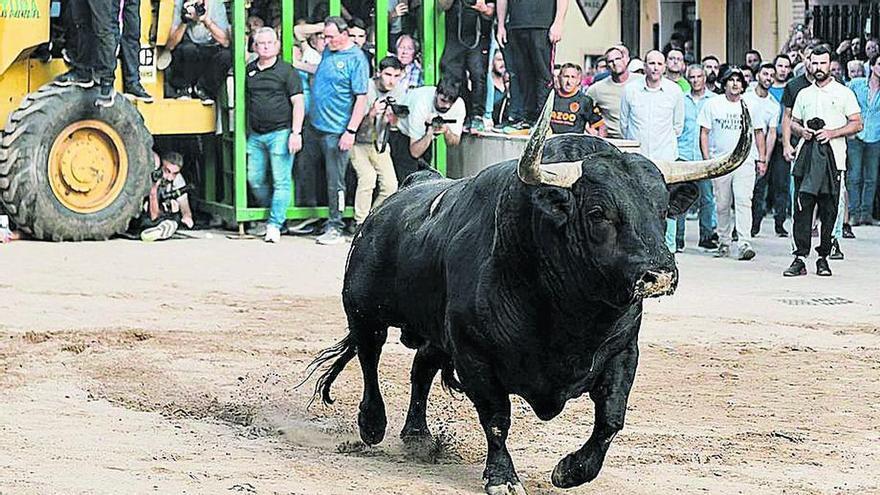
[551,338,639,488]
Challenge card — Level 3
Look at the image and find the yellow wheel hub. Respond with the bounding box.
[48,120,128,213]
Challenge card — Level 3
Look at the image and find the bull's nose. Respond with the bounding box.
[635,270,677,298]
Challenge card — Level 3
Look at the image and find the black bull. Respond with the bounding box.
[301,99,752,495]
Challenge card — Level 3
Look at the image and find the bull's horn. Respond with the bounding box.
[653,100,753,184]
[517,93,584,188]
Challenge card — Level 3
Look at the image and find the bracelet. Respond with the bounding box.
[345,128,357,135]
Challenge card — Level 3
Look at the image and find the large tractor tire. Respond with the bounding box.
[0,85,153,241]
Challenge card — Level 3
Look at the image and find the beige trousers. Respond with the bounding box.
[351,143,399,224]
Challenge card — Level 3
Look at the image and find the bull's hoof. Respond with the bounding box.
[551,451,603,489]
[357,401,387,446]
[486,482,528,495]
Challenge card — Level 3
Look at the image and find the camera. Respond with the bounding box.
[430,115,456,128]
[182,0,206,20]
[150,168,163,183]
[158,184,194,203]
[384,97,410,117]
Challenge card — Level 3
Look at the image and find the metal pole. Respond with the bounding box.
[233,0,248,222]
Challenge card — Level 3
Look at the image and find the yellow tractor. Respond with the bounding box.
[0,0,216,240]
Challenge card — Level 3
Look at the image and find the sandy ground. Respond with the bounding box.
[1,219,879,495]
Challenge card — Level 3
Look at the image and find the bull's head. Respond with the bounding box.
[515,93,751,307]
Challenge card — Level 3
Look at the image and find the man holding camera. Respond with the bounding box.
[166,0,232,103]
[389,78,466,183]
[351,57,405,226]
[136,151,195,242]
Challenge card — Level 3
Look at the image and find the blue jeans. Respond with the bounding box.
[314,127,351,231]
[665,215,686,252]
[697,179,717,242]
[247,128,293,228]
[846,138,880,222]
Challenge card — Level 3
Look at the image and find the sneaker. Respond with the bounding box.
[469,117,486,133]
[714,244,730,258]
[698,238,719,250]
[288,218,322,235]
[95,83,116,108]
[316,228,344,245]
[191,85,214,105]
[246,222,267,237]
[123,83,154,103]
[54,69,94,88]
[775,226,789,238]
[829,238,844,260]
[675,246,685,254]
[737,242,756,261]
[842,223,856,238]
[816,257,832,276]
[750,225,760,237]
[502,120,530,135]
[165,84,191,99]
[783,257,807,277]
[140,219,178,242]
[731,229,739,242]
[264,224,281,243]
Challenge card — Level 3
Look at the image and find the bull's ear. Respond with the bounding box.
[531,187,574,228]
[667,182,699,217]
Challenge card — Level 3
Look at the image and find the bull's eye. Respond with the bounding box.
[588,207,606,221]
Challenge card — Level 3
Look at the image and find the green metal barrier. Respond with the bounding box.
[199,0,447,227]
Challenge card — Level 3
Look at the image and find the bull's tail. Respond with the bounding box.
[439,359,464,394]
[297,334,358,407]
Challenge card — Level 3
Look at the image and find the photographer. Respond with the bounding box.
[351,57,405,226]
[438,0,495,132]
[136,151,194,242]
[389,78,466,183]
[166,0,232,103]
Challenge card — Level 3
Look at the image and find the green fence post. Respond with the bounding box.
[233,0,248,223]
[376,0,389,62]
[330,0,341,16]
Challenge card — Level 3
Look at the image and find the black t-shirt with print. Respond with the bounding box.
[550,91,604,135]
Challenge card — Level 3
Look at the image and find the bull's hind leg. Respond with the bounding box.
[400,345,446,442]
[351,315,389,445]
[551,339,639,488]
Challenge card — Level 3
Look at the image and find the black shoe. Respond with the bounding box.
[54,69,95,88]
[698,238,719,250]
[783,257,807,277]
[816,257,832,276]
[751,225,760,237]
[123,83,154,103]
[732,228,739,242]
[842,223,855,239]
[862,217,877,226]
[775,226,789,238]
[710,232,719,243]
[95,83,116,108]
[165,84,190,99]
[829,239,844,260]
[191,85,214,105]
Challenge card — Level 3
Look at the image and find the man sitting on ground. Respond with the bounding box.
[136,151,194,242]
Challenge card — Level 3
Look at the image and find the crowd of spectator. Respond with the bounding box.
[42,1,879,272]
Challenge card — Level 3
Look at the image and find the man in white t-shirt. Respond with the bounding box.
[699,67,766,261]
[784,46,862,277]
[389,79,466,183]
[586,45,635,138]
[743,63,781,237]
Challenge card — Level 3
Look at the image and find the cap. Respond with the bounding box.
[627,59,645,73]
[719,66,746,86]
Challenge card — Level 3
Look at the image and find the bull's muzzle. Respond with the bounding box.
[635,270,677,298]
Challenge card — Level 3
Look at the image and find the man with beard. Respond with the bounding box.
[702,55,722,93]
[587,45,635,138]
[785,45,862,277]
[666,48,691,92]
[390,78,466,182]
[549,63,605,136]
[699,67,766,261]
[746,63,782,237]
[621,50,684,161]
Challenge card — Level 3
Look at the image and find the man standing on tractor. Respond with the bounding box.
[54,0,123,107]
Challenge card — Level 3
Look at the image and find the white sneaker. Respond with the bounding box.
[316,228,344,245]
[264,225,281,243]
[737,242,756,261]
[140,219,177,242]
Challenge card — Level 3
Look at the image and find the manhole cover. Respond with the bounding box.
[778,297,855,306]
